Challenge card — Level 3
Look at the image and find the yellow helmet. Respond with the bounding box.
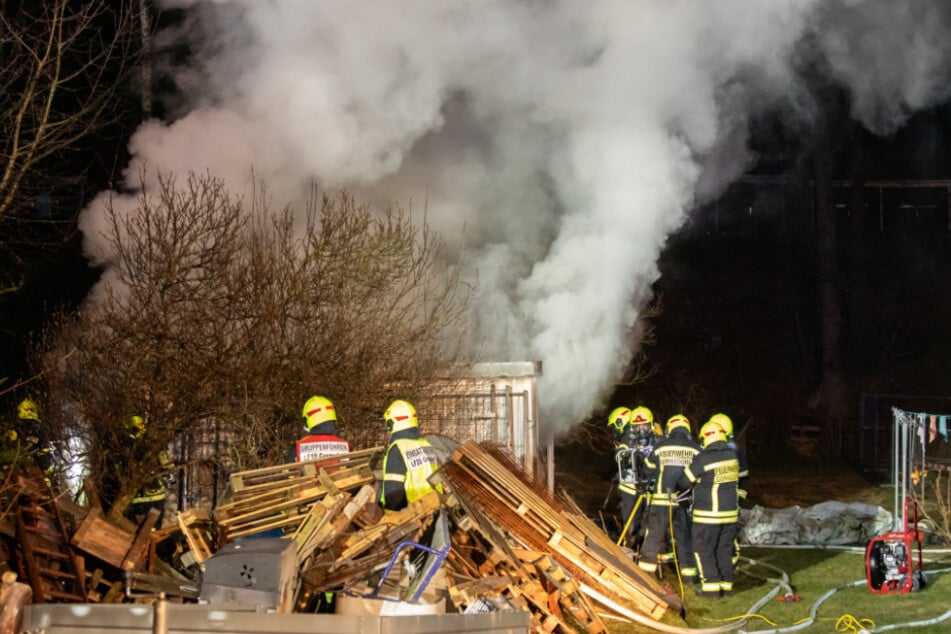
[606,407,631,431]
[128,415,146,439]
[384,399,418,433]
[302,395,337,431]
[17,399,40,421]
[666,414,691,435]
[630,406,653,426]
[709,413,733,438]
[700,419,727,448]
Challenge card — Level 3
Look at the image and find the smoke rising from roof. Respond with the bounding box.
[80,0,951,437]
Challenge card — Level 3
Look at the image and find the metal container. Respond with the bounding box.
[199,537,297,613]
[21,603,530,633]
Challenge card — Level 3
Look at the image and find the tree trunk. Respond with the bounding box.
[139,0,153,120]
[106,488,136,526]
[809,132,850,452]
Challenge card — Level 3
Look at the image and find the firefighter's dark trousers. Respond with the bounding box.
[692,521,737,594]
[638,502,697,581]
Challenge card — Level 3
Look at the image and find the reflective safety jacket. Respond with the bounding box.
[677,440,739,524]
[644,429,700,506]
[381,429,441,511]
[295,433,350,462]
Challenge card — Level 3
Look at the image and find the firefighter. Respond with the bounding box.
[607,407,634,538]
[287,395,350,462]
[709,413,749,565]
[15,399,53,474]
[128,415,175,526]
[380,399,441,511]
[677,417,740,598]
[638,414,700,584]
[617,405,657,549]
[607,406,633,452]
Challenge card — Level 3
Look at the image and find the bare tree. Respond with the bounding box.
[0,0,136,292]
[36,173,471,520]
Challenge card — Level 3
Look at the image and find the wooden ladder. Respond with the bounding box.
[14,476,87,603]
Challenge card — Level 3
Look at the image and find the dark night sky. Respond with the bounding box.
[624,103,951,461]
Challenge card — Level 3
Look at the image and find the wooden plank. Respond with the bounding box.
[293,493,349,561]
[122,508,161,571]
[102,580,124,603]
[317,467,339,495]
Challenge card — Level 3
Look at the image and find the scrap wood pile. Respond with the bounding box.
[0,441,677,633]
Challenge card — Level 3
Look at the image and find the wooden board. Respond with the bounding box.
[70,507,137,569]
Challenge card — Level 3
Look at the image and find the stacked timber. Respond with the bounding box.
[436,441,678,626]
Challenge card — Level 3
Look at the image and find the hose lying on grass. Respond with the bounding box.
[587,552,951,633]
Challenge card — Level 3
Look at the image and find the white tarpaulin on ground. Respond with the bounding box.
[740,501,893,545]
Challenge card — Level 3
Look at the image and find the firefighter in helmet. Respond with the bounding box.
[607,406,633,451]
[607,407,634,540]
[709,413,749,501]
[379,400,441,511]
[709,413,749,565]
[616,405,658,549]
[128,415,175,526]
[677,416,741,598]
[287,395,350,462]
[639,414,700,583]
[14,398,53,474]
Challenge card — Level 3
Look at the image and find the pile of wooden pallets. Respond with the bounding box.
[213,447,381,542]
[2,444,680,632]
[434,441,677,630]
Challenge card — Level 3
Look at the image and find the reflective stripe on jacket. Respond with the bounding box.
[296,434,350,462]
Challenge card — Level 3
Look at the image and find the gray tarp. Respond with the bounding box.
[740,501,893,545]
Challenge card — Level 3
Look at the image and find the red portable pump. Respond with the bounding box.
[866,498,926,594]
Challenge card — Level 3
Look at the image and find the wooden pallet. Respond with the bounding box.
[228,447,382,498]
[70,507,138,570]
[13,477,87,603]
[214,460,376,542]
[439,441,673,622]
[177,509,214,564]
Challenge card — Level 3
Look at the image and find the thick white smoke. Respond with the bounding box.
[80,0,951,437]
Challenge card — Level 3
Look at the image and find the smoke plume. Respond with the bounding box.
[80,0,951,437]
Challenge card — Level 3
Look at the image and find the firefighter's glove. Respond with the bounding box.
[674,490,692,504]
[3,429,15,442]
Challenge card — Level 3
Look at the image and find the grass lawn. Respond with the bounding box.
[607,546,951,633]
